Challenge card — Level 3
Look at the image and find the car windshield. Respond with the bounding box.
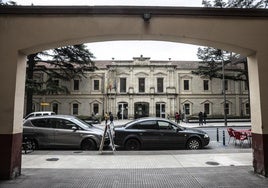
[72,117,92,130]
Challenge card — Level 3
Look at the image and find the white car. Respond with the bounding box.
[24,111,56,120]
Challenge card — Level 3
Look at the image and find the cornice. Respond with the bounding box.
[1,6,268,18]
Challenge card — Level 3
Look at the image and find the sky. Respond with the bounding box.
[6,0,204,61]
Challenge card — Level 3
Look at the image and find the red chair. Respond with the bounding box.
[227,128,235,144]
[233,131,249,147]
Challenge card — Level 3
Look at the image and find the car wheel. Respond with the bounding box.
[24,139,38,150]
[187,138,201,150]
[81,139,97,150]
[30,139,38,150]
[125,139,140,150]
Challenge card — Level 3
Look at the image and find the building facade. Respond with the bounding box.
[26,56,250,120]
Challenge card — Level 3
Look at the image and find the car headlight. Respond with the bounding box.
[204,134,209,138]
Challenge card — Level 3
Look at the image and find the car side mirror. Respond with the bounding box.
[72,126,78,131]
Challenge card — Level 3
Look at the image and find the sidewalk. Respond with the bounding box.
[1,120,263,188]
[1,146,268,188]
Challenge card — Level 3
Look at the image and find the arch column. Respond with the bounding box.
[248,51,268,177]
[0,50,27,179]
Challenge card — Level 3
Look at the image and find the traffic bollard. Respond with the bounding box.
[223,130,225,146]
[216,128,219,142]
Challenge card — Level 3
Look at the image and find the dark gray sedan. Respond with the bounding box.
[114,117,210,150]
[23,115,109,150]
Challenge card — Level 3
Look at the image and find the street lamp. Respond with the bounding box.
[222,58,228,126]
[217,49,228,126]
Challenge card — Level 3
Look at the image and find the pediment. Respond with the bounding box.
[117,72,130,76]
[181,100,193,104]
[153,72,167,76]
[70,100,81,104]
[180,75,193,79]
[89,74,103,79]
[201,100,213,104]
[90,100,102,104]
[135,72,149,77]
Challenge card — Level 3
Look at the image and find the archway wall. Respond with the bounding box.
[247,51,268,176]
[1,6,268,178]
[1,7,268,133]
[3,12,265,56]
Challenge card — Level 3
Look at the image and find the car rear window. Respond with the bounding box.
[31,119,52,128]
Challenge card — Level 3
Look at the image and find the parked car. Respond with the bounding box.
[114,117,210,150]
[83,116,100,124]
[24,111,56,120]
[23,115,109,150]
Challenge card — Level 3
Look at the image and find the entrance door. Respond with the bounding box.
[156,103,166,118]
[118,103,128,120]
[134,102,149,119]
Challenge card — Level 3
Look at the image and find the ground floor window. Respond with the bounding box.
[118,103,128,119]
[156,103,166,118]
[225,103,230,115]
[184,103,190,115]
[245,103,250,115]
[93,103,99,115]
[204,103,210,115]
[72,103,79,115]
[52,103,58,114]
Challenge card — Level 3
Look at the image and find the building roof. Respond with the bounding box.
[35,58,244,70]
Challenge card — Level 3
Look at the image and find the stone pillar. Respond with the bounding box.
[0,51,27,179]
[129,96,134,119]
[248,52,268,177]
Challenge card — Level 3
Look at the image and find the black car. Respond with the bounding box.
[114,117,210,150]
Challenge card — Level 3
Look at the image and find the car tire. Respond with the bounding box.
[81,138,97,150]
[30,139,38,150]
[25,139,38,150]
[125,138,140,150]
[186,138,201,150]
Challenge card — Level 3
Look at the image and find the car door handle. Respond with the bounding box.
[139,133,143,136]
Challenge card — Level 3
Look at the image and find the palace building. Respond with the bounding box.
[26,56,250,120]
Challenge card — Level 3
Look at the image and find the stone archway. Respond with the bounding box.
[1,6,268,179]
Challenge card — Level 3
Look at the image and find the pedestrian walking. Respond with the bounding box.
[109,112,114,130]
[198,111,203,126]
[104,112,109,125]
[175,112,180,124]
[109,112,114,122]
[203,112,207,125]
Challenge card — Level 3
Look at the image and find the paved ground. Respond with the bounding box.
[1,141,268,188]
[2,120,267,188]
